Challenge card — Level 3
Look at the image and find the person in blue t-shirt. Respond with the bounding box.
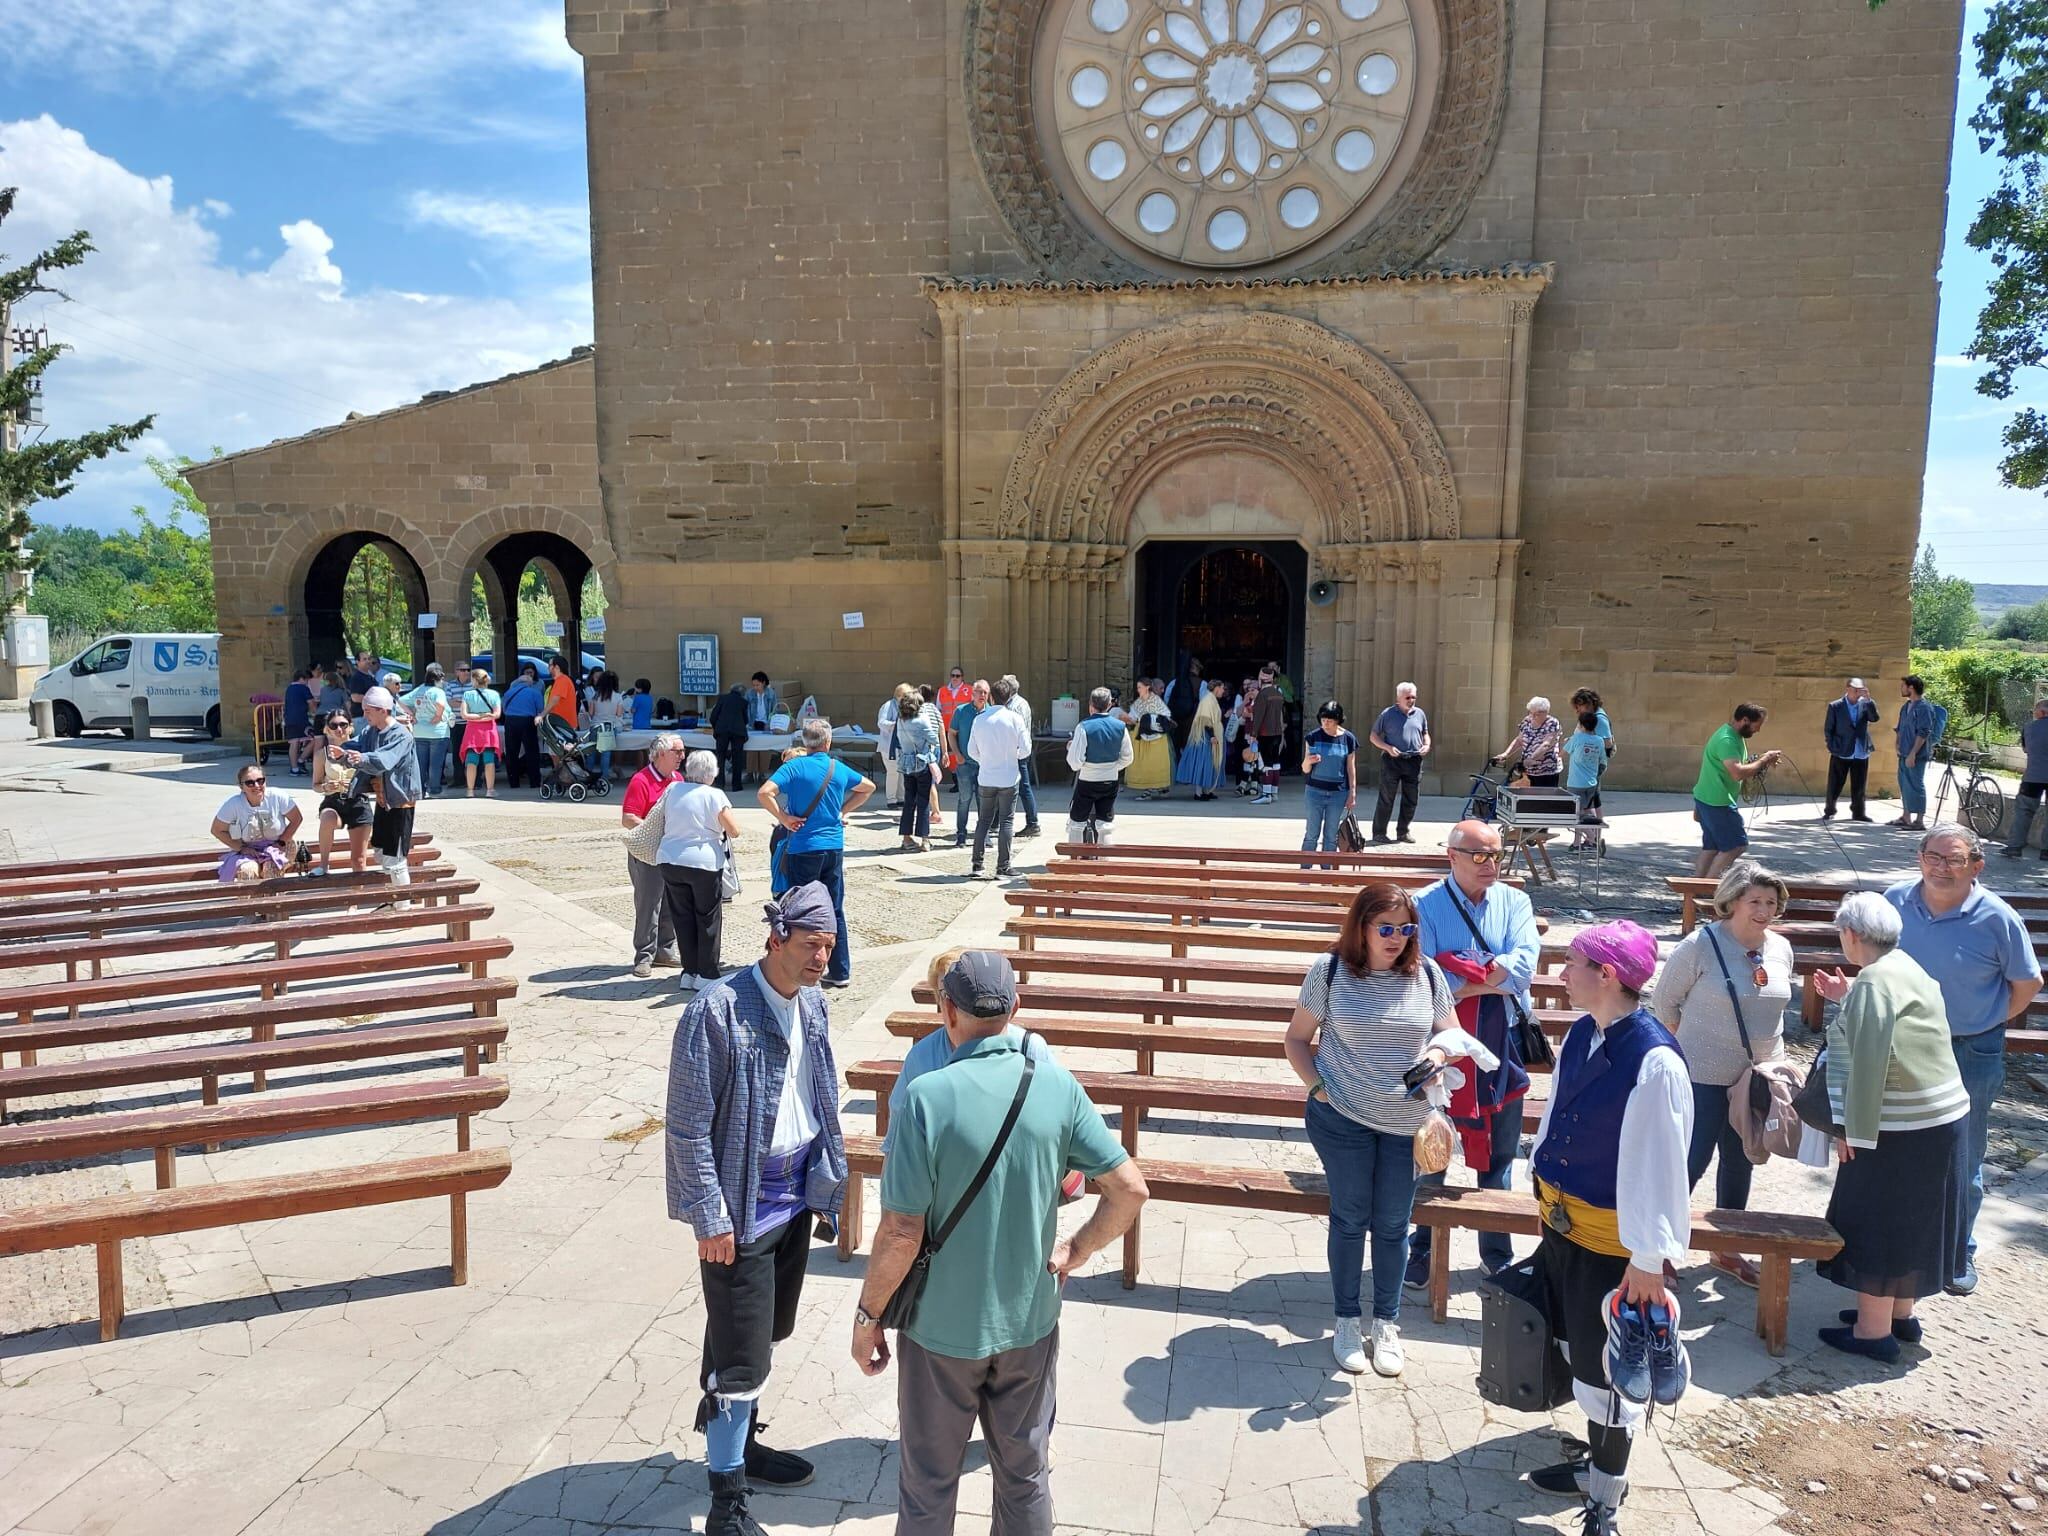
[630,677,655,731]
[757,719,875,987]
[1300,700,1358,858]
[1564,711,1609,850]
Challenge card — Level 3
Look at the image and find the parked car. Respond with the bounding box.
[33,632,221,738]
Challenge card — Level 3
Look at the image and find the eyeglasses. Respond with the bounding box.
[1373,923,1418,939]
[1918,850,1976,870]
[1448,847,1503,865]
[950,672,963,679]
[242,777,265,787]
[325,723,349,732]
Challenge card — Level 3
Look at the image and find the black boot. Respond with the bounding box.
[744,1415,814,1488]
[707,1469,768,1536]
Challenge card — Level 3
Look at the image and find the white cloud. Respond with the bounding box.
[0,115,591,533]
[10,1,581,143]
[1920,454,2048,584]
[405,191,589,264]
[1934,354,1980,369]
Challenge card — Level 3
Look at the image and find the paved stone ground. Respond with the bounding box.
[0,758,2042,1536]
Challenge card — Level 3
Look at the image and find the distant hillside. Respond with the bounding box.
[1975,583,2048,621]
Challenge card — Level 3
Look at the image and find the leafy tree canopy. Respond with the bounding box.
[1991,594,2048,640]
[1910,543,1981,650]
[28,454,216,645]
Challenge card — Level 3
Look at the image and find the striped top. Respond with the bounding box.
[1825,948,1971,1149]
[1297,953,1456,1135]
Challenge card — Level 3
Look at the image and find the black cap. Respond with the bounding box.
[940,950,1018,1019]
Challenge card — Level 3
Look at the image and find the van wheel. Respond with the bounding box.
[205,705,222,739]
[51,701,82,737]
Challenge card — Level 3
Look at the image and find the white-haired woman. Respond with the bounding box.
[1495,697,1563,787]
[1650,860,1795,1287]
[620,733,686,978]
[657,748,744,992]
[1809,892,1971,1363]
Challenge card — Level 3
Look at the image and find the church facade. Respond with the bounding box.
[197,0,1961,788]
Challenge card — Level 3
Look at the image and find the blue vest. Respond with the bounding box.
[1530,1007,1684,1212]
[1079,714,1126,765]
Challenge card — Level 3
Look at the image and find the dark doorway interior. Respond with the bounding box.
[475,531,595,682]
[1134,540,1307,697]
[303,533,432,678]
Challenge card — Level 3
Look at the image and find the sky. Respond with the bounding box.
[0,1,2039,586]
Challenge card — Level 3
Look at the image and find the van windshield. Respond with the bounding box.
[76,640,132,675]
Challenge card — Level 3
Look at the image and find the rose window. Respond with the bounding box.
[1044,0,1423,268]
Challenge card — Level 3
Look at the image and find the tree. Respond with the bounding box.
[1910,544,1981,650]
[0,187,155,588]
[26,454,217,645]
[1992,595,2048,641]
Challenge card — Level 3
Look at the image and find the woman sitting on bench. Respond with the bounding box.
[211,763,304,883]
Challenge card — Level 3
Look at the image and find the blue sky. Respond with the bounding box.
[0,1,2038,585]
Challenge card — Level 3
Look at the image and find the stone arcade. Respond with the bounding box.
[192,0,1961,788]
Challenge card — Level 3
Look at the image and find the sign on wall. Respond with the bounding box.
[677,633,720,695]
[586,616,607,637]
[741,617,763,635]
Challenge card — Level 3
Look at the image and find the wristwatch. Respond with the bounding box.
[853,1303,881,1328]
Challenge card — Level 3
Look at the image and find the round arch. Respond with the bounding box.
[301,532,433,678]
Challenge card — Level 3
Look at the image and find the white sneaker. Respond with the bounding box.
[691,974,722,993]
[1332,1316,1367,1374]
[678,973,703,994]
[1370,1318,1405,1377]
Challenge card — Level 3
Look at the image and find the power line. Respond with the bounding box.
[60,296,364,414]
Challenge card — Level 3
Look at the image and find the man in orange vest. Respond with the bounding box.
[937,665,973,781]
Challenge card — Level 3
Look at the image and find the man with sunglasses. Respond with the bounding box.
[1884,825,2042,1295]
[1407,820,1541,1289]
[936,666,973,790]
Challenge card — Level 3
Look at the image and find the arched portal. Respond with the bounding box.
[302,533,432,679]
[1138,542,1305,691]
[468,531,598,683]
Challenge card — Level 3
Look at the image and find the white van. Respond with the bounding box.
[33,632,222,738]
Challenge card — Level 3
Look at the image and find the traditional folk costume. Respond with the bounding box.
[665,884,848,1536]
[1126,693,1174,795]
[1174,689,1226,797]
[1528,924,1693,1536]
[1067,710,1134,844]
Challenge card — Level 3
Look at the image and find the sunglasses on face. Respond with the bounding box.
[1373,923,1418,939]
[1745,949,1769,989]
[242,777,265,787]
[1449,847,1503,865]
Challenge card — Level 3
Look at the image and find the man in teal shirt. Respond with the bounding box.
[854,952,1148,1536]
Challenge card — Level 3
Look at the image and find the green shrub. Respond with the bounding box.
[1909,646,2048,744]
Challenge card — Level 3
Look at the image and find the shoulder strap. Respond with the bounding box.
[927,1038,1038,1253]
[1443,886,1532,1028]
[792,759,837,825]
[1700,925,1758,1060]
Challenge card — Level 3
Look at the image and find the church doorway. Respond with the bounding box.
[1134,540,1306,695]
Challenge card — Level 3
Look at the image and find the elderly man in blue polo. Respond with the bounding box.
[665,883,849,1536]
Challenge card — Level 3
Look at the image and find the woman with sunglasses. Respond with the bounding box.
[211,763,304,883]
[309,710,374,875]
[1285,882,1459,1379]
[1647,859,1794,1288]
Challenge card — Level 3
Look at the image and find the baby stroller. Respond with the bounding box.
[1458,756,1524,823]
[538,712,612,802]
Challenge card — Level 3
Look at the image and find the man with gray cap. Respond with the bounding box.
[1821,677,1881,822]
[666,883,849,1536]
[853,950,1148,1536]
[337,685,422,889]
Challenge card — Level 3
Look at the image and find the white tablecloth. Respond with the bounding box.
[613,728,878,760]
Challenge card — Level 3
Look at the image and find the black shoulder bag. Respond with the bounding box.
[1702,926,1769,1120]
[1445,890,1554,1068]
[880,1038,1039,1330]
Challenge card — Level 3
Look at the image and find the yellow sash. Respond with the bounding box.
[1534,1177,1628,1259]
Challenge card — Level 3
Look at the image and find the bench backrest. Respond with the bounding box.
[1054,842,1451,869]
[0,879,481,944]
[0,847,442,899]
[0,901,492,972]
[0,835,436,881]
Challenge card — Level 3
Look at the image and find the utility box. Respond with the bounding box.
[0,612,48,700]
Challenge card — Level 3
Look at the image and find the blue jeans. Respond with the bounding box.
[1302,785,1346,854]
[778,846,850,983]
[1952,1026,2007,1268]
[1410,1102,1520,1271]
[597,749,614,781]
[1017,755,1040,828]
[1304,1095,1416,1321]
[952,759,979,845]
[1686,1080,1752,1210]
[413,736,447,797]
[1898,756,1928,816]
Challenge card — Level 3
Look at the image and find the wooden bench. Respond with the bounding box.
[1054,842,1453,869]
[0,846,443,902]
[1043,858,1457,889]
[0,974,520,1072]
[0,1015,509,1121]
[1006,890,1431,927]
[0,835,437,881]
[0,878,481,946]
[1408,1185,1840,1355]
[1668,875,2048,934]
[0,1147,510,1339]
[1004,913,1550,958]
[0,902,495,983]
[1022,873,1460,908]
[0,1074,509,1188]
[836,1136,1832,1355]
[0,864,458,924]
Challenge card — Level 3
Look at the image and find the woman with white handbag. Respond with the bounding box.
[653,749,745,994]
[621,733,686,978]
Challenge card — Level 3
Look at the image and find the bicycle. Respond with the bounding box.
[1929,742,2005,839]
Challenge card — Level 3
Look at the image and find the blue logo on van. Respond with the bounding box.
[184,643,208,667]
[154,642,179,671]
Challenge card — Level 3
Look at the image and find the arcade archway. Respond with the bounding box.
[466,531,601,682]
[1135,541,1305,692]
[302,533,432,679]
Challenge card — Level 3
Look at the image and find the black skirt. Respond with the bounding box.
[1817,1116,1968,1299]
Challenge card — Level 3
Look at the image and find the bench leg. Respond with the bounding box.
[202,1075,221,1152]
[1756,1254,1791,1357]
[838,1173,862,1262]
[154,1147,176,1189]
[464,1045,480,1075]
[1429,1229,1452,1324]
[1802,985,1822,1031]
[483,1043,499,1065]
[96,1239,125,1342]
[457,1113,471,1153]
[450,1193,469,1286]
[1123,1210,1140,1291]
[251,1021,274,1093]
[20,1048,34,1068]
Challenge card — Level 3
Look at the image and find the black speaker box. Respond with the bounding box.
[1477,1258,1574,1411]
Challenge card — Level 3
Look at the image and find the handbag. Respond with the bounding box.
[719,833,743,903]
[1336,814,1365,853]
[880,1040,1038,1330]
[624,776,675,864]
[1445,889,1554,1068]
[1702,927,1807,1159]
[1792,1047,1843,1138]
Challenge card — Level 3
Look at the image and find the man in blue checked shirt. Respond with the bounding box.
[666,883,849,1536]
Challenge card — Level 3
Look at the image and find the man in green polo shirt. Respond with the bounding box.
[854,951,1148,1536]
[1691,702,1782,879]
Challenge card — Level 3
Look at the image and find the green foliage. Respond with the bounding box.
[28,454,216,652]
[1910,544,1982,650]
[0,187,156,576]
[467,567,608,652]
[1910,645,2048,744]
[340,542,414,671]
[1992,595,2048,640]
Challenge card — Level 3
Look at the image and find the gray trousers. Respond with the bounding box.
[972,785,1017,872]
[626,853,676,964]
[896,1328,1056,1536]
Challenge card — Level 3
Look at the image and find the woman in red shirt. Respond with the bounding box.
[621,734,685,977]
